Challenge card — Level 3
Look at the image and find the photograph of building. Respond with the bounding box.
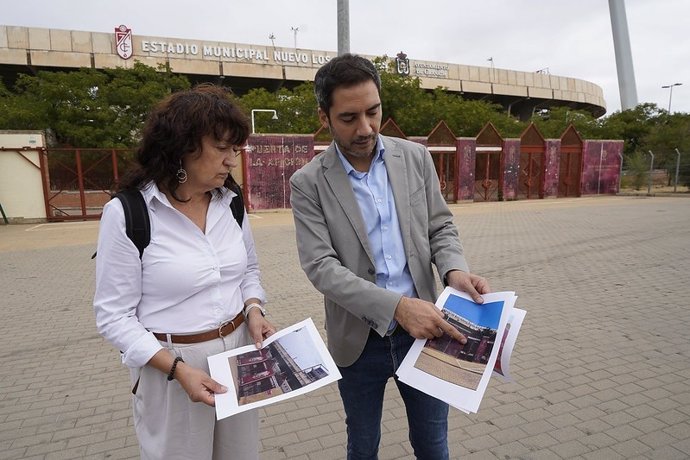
[413,295,504,390]
[415,310,498,390]
[228,327,330,405]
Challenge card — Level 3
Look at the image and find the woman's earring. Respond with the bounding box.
[176,165,188,184]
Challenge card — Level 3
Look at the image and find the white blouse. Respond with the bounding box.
[93,183,266,368]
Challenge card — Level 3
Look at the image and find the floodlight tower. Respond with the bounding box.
[608,0,638,110]
[337,0,350,55]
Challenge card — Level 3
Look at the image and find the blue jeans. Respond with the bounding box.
[337,329,449,460]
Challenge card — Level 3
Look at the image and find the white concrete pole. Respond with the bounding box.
[608,0,638,110]
[337,0,350,55]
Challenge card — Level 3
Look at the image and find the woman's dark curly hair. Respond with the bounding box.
[118,83,249,201]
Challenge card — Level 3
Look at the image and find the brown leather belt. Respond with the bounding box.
[153,312,244,344]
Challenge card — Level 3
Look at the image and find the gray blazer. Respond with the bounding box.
[289,135,469,367]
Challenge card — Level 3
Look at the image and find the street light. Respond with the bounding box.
[250,109,278,134]
[290,26,299,49]
[661,82,682,112]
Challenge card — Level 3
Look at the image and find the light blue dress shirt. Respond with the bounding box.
[336,137,417,333]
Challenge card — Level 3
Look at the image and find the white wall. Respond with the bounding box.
[0,131,47,222]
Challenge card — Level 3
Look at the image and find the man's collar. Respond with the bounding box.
[335,135,385,175]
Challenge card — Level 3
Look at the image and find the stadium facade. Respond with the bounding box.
[0,25,622,223]
[0,25,607,120]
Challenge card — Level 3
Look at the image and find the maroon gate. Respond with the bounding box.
[558,125,583,197]
[474,123,504,202]
[518,124,545,200]
[427,121,457,203]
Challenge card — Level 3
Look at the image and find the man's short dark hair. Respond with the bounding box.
[314,53,381,116]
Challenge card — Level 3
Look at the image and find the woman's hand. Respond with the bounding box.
[148,350,227,407]
[174,362,227,407]
[246,309,276,348]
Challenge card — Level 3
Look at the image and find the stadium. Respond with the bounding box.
[0,24,607,120]
[0,24,621,223]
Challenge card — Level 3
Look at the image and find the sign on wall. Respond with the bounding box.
[115,25,133,60]
[244,136,313,210]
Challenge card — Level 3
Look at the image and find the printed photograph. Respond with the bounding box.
[414,295,504,390]
[493,322,511,377]
[227,326,330,405]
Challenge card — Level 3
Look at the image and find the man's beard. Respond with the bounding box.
[330,128,376,159]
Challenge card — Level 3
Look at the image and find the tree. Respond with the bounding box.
[377,59,435,134]
[639,112,690,184]
[99,63,190,146]
[597,103,663,156]
[624,151,649,190]
[530,106,601,139]
[597,103,690,187]
[238,82,318,134]
[0,62,189,147]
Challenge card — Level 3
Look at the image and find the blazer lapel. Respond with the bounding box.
[382,137,412,256]
[322,144,375,265]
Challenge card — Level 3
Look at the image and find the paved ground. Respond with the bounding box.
[1,195,689,460]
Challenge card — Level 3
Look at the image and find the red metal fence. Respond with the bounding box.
[42,148,134,221]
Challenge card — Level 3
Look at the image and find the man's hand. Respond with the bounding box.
[446,270,490,303]
[394,296,467,344]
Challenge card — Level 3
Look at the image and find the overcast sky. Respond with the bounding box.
[3,0,689,115]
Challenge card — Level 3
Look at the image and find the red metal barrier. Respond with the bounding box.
[42,148,134,221]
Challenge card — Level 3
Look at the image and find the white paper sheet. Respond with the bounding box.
[396,288,517,413]
[208,318,341,420]
[492,307,527,382]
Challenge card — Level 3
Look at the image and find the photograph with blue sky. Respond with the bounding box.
[443,295,503,329]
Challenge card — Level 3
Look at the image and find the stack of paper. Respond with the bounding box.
[396,287,525,414]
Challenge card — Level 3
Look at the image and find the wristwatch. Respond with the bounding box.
[244,302,266,318]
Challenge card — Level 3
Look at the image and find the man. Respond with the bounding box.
[289,54,489,460]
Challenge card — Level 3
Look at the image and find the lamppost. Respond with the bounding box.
[250,109,278,134]
[290,26,299,50]
[661,82,682,112]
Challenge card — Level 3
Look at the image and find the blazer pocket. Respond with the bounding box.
[410,185,426,205]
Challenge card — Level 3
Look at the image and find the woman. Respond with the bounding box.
[94,84,275,459]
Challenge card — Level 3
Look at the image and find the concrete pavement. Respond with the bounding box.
[1,195,689,459]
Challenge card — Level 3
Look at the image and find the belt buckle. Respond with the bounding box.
[218,318,236,338]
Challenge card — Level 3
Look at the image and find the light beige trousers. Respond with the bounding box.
[130,324,259,460]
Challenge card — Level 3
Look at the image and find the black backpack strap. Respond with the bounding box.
[229,184,245,229]
[114,189,150,260]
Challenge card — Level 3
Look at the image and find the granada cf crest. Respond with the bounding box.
[115,25,133,60]
[395,51,410,76]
